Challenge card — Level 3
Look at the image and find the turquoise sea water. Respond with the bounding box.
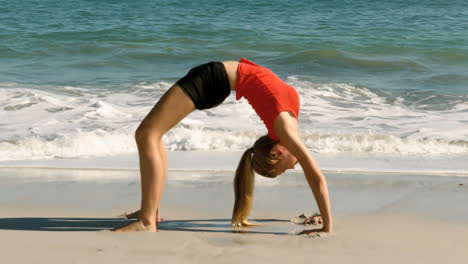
[2,0,468,93]
[0,0,467,162]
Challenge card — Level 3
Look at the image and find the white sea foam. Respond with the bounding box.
[0,79,467,162]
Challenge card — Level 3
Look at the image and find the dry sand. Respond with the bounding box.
[1,168,467,263]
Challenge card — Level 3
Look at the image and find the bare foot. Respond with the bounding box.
[113,220,156,232]
[232,220,263,227]
[121,210,164,222]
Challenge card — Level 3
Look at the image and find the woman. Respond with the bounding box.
[114,58,333,235]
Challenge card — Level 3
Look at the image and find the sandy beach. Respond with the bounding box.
[2,0,468,263]
[1,167,467,264]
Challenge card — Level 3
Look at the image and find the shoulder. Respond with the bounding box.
[273,112,312,164]
[273,111,298,139]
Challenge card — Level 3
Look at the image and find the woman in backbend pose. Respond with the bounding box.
[114,58,332,234]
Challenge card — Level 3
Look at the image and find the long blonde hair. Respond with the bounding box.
[232,135,280,226]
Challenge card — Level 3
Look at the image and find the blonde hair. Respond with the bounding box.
[232,135,280,226]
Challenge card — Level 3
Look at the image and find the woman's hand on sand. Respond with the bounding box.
[304,215,323,225]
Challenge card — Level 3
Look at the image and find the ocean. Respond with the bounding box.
[1,0,467,173]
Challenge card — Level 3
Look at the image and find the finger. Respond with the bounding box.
[304,216,321,225]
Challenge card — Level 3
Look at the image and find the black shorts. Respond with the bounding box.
[176,61,231,110]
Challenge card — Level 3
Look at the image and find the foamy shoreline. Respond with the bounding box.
[2,80,467,162]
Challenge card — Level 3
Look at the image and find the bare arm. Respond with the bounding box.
[273,112,333,232]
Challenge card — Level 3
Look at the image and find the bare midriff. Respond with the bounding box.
[222,61,239,91]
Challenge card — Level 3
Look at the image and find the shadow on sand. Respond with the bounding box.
[0,217,291,235]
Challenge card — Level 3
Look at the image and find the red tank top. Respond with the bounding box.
[236,58,300,140]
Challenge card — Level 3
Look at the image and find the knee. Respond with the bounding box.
[135,124,163,148]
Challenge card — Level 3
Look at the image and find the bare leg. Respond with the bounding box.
[156,142,168,222]
[114,85,195,232]
[121,106,170,223]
